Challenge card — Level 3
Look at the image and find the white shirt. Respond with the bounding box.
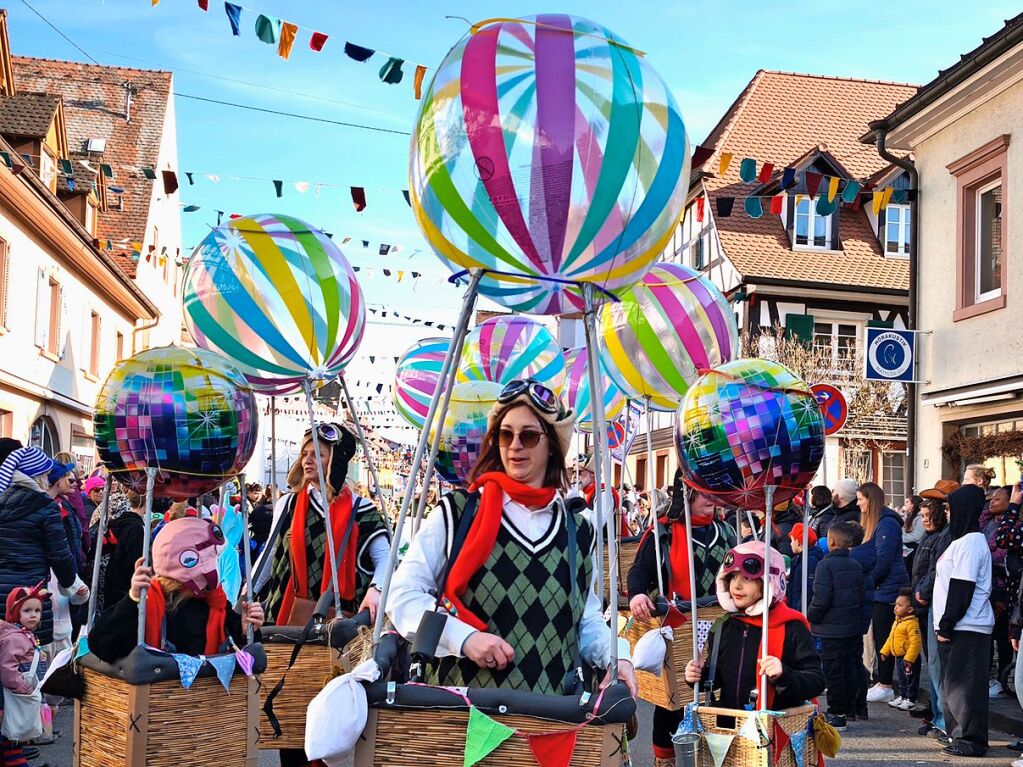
[386,491,630,665]
[933,531,994,634]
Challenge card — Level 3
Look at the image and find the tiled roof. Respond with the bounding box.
[0,91,58,137]
[12,56,172,277]
[56,153,96,196]
[699,71,918,292]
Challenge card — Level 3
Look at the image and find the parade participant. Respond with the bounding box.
[0,583,46,763]
[577,454,629,536]
[627,468,734,766]
[89,517,263,662]
[252,423,390,625]
[684,541,824,710]
[387,379,635,697]
[787,523,823,612]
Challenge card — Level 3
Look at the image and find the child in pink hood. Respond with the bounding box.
[0,582,46,763]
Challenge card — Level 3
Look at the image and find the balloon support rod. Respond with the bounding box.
[447,268,621,302]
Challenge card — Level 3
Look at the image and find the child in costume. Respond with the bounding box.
[0,583,46,766]
[787,523,823,612]
[880,589,922,711]
[89,517,263,662]
[685,541,824,711]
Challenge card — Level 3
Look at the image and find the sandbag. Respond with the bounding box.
[633,625,673,674]
[305,659,380,766]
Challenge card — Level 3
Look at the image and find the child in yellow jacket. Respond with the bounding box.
[880,589,923,711]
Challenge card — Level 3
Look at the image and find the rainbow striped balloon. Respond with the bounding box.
[393,337,451,429]
[562,346,625,432]
[598,262,739,411]
[410,15,690,314]
[182,214,365,394]
[456,316,566,393]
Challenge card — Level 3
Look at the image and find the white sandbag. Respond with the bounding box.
[633,625,673,674]
[305,659,380,765]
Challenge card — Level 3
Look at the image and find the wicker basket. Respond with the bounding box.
[603,536,641,598]
[696,705,818,767]
[74,663,259,767]
[621,602,727,710]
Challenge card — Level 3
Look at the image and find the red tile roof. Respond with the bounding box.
[11,56,172,277]
[698,71,918,292]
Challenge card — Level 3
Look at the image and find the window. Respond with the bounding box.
[115,331,124,362]
[881,452,906,505]
[0,410,12,438]
[70,430,95,475]
[843,446,872,484]
[89,311,101,376]
[794,197,832,249]
[635,456,647,491]
[46,278,60,355]
[0,239,8,329]
[813,322,858,364]
[29,416,59,456]
[655,452,667,488]
[691,236,705,269]
[884,204,911,257]
[948,134,1009,320]
[39,149,55,190]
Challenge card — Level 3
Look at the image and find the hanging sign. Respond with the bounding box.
[865,328,915,383]
[810,383,847,436]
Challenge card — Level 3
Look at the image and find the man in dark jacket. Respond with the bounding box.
[773,503,803,558]
[831,478,861,525]
[808,485,836,537]
[809,521,867,729]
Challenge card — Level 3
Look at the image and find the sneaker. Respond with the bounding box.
[1008,740,1023,753]
[887,696,905,708]
[918,724,936,736]
[909,704,930,717]
[866,684,895,703]
[825,714,847,732]
[1011,759,1023,767]
[897,699,915,711]
[989,680,1004,698]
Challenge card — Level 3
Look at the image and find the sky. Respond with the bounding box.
[6,0,1021,439]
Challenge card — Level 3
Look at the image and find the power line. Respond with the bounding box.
[18,0,99,64]
[174,92,411,136]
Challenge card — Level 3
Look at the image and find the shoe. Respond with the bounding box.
[866,684,895,703]
[824,714,847,732]
[897,699,915,711]
[887,696,905,708]
[918,724,936,736]
[937,735,953,747]
[21,747,39,759]
[1008,740,1023,753]
[31,735,58,745]
[1012,759,1023,767]
[909,704,930,718]
[942,744,984,757]
[856,707,869,720]
[989,680,1004,698]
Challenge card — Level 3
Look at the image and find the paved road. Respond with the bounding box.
[36,694,1022,765]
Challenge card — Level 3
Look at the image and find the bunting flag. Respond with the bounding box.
[527,731,577,767]
[738,713,768,747]
[413,64,428,100]
[718,152,733,177]
[75,636,90,659]
[351,186,366,212]
[273,179,283,197]
[142,167,157,180]
[841,180,861,203]
[815,194,839,216]
[804,172,822,198]
[695,619,713,654]
[345,41,374,61]
[773,720,791,766]
[744,196,763,219]
[172,653,205,689]
[827,175,840,203]
[781,166,797,189]
[278,21,298,59]
[198,0,208,9]
[185,171,194,185]
[208,654,237,692]
[224,2,242,36]
[691,144,714,168]
[58,158,73,174]
[463,707,515,767]
[696,196,705,222]
[769,194,783,215]
[739,157,757,183]
[704,732,736,767]
[757,162,774,183]
[402,190,411,206]
[716,197,735,218]
[100,163,113,178]
[162,170,178,195]
[379,57,404,84]
[235,647,255,676]
[310,31,328,51]
[789,730,807,767]
[254,13,280,43]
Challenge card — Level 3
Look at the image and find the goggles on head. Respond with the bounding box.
[304,423,347,445]
[721,550,782,580]
[497,379,564,416]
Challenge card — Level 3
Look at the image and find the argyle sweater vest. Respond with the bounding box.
[426,491,595,696]
[658,519,735,599]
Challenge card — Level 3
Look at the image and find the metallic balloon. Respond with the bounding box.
[457,316,566,394]
[393,337,451,430]
[562,346,625,432]
[430,381,501,484]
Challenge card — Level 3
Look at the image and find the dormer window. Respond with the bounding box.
[39,147,55,190]
[793,197,833,250]
[884,204,911,257]
[84,197,97,236]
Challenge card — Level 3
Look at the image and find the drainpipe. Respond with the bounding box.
[870,120,919,493]
[131,315,160,354]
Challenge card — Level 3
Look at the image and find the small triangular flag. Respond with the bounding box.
[208,654,236,692]
[738,713,767,746]
[789,730,808,767]
[841,180,861,204]
[463,706,515,767]
[403,190,412,206]
[172,653,205,689]
[704,732,736,767]
[527,730,578,767]
[804,171,822,199]
[773,720,791,766]
[827,175,840,203]
[75,636,90,659]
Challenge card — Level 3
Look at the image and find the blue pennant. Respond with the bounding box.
[790,730,807,767]
[208,654,237,693]
[172,653,206,689]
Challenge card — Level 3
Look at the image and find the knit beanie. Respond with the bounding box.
[0,447,55,493]
[833,478,858,504]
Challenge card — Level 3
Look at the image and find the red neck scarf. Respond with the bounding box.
[734,601,810,709]
[445,472,556,631]
[582,484,629,536]
[144,579,228,655]
[277,486,358,623]
[638,517,696,599]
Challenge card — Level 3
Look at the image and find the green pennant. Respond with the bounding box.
[464,706,515,767]
[142,167,157,180]
[254,14,280,44]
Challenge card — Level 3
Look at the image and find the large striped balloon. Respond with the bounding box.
[562,346,625,432]
[456,316,566,393]
[599,262,738,411]
[182,214,365,394]
[393,337,450,429]
[410,15,690,314]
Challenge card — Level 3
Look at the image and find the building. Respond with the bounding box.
[867,13,1023,488]
[618,71,919,500]
[0,12,158,466]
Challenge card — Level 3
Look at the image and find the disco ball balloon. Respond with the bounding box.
[457,316,566,393]
[430,381,501,484]
[94,346,258,499]
[410,15,690,314]
[182,213,365,394]
[393,337,450,429]
[675,359,824,509]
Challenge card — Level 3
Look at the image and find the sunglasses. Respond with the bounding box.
[304,423,346,445]
[721,550,782,580]
[498,428,546,449]
[498,379,563,416]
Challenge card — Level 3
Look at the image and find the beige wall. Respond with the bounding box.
[914,79,1023,489]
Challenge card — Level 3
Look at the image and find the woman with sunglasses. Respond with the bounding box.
[387,379,636,698]
[252,422,390,627]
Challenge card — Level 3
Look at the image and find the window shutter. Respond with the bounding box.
[784,313,815,347]
[0,250,8,330]
[34,268,49,348]
[786,193,795,234]
[832,207,840,248]
[57,285,67,359]
[867,318,894,329]
[80,304,90,368]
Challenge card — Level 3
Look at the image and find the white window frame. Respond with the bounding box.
[884,203,911,258]
[975,178,1002,304]
[792,197,833,251]
[39,149,56,189]
[881,451,907,505]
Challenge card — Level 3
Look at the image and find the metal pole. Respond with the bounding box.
[270,396,278,492]
[303,379,342,614]
[801,485,810,617]
[86,476,113,631]
[373,271,482,644]
[340,375,392,538]
[682,488,700,705]
[645,398,666,597]
[603,445,616,603]
[136,467,157,646]
[238,472,255,645]
[583,284,617,680]
[759,484,776,711]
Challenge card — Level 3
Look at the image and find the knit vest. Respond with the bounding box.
[426,491,594,695]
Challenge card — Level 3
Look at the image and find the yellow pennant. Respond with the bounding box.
[828,176,840,203]
[718,152,733,177]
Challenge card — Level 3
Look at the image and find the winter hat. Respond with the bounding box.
[5,581,48,623]
[84,475,107,495]
[789,523,818,547]
[833,478,858,504]
[151,517,225,596]
[47,460,76,485]
[0,447,55,493]
[716,540,787,617]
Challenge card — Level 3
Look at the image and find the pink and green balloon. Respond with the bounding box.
[456,316,566,393]
[562,346,625,432]
[393,337,450,430]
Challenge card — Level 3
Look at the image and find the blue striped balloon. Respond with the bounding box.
[456,316,566,394]
[562,346,625,431]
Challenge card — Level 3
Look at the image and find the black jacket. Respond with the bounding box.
[89,591,249,663]
[832,499,860,526]
[807,549,867,638]
[98,513,146,616]
[809,504,836,537]
[0,481,77,644]
[787,544,824,613]
[772,506,803,558]
[912,526,950,607]
[698,613,824,710]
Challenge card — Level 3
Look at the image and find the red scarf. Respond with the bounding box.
[144,579,228,655]
[277,486,359,623]
[582,484,630,536]
[734,601,809,709]
[638,517,694,599]
[445,472,556,631]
